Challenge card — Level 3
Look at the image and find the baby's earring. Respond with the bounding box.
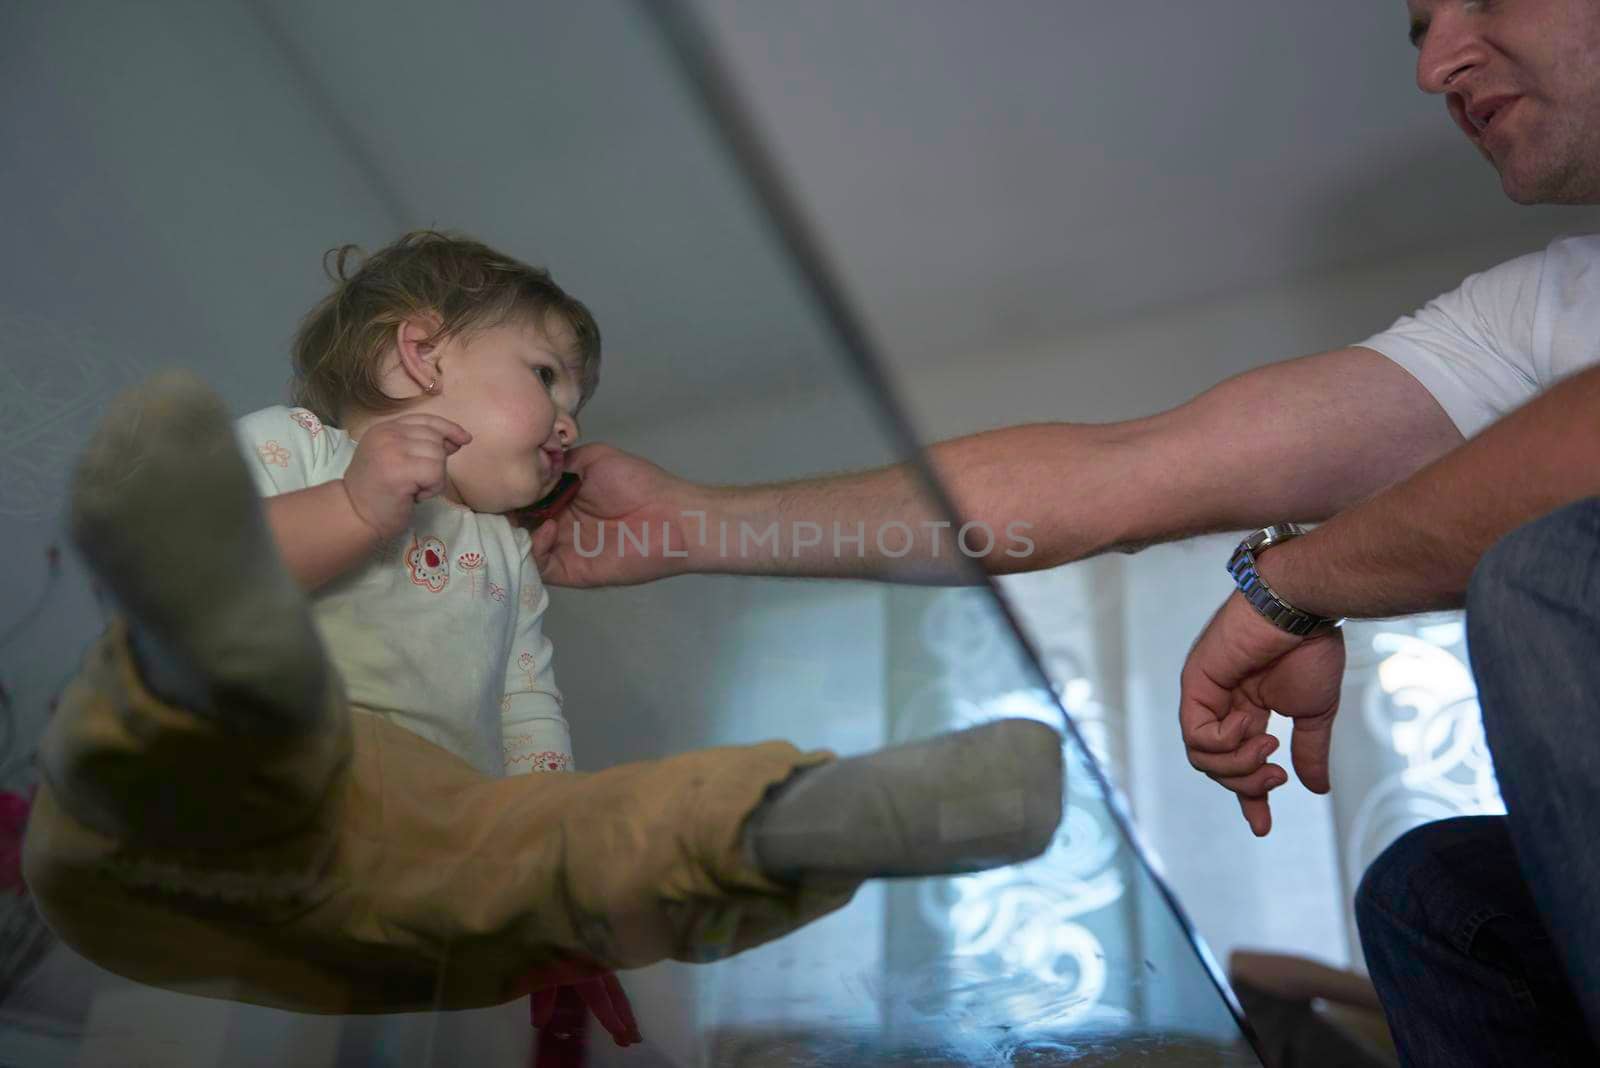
[424,379,438,394]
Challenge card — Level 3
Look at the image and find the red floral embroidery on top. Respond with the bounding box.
[502,732,572,773]
[257,440,290,467]
[406,535,450,592]
[457,551,485,596]
[289,408,323,438]
[516,651,542,687]
[505,750,572,773]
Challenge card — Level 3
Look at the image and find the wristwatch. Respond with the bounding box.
[1226,524,1343,638]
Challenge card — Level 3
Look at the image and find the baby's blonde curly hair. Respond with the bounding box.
[289,230,601,424]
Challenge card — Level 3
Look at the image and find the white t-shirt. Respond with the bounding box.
[235,405,571,778]
[1359,233,1600,439]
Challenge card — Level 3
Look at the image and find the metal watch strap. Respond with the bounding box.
[1225,524,1343,638]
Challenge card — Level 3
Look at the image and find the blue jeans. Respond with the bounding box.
[1355,497,1600,1067]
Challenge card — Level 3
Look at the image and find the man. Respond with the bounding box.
[531,2,1600,1063]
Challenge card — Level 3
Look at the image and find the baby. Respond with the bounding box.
[236,232,593,783]
[23,231,1064,1034]
[235,232,615,1037]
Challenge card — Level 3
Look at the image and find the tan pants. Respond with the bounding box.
[22,619,856,1014]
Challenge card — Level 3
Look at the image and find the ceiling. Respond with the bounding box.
[251,0,1592,430]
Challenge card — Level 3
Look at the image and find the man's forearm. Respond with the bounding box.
[685,423,1135,583]
[1259,364,1600,619]
[675,348,1460,582]
[264,481,382,592]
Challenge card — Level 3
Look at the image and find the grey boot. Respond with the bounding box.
[743,718,1064,881]
[68,370,329,732]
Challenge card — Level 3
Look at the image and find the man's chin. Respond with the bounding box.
[1499,173,1544,205]
[1491,152,1543,204]
[1492,148,1600,204]
[1498,171,1586,205]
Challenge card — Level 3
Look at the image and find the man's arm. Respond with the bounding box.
[1178,359,1600,836]
[263,481,381,592]
[1255,361,1600,618]
[670,346,1461,580]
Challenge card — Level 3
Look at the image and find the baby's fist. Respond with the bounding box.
[342,414,471,538]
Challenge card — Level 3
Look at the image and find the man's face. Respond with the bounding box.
[1408,0,1600,204]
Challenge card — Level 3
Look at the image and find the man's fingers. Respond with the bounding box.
[1291,714,1335,794]
[561,442,608,475]
[1187,733,1277,778]
[1238,794,1273,837]
[530,516,558,559]
[1212,762,1288,800]
[1180,701,1253,754]
[1177,660,1234,753]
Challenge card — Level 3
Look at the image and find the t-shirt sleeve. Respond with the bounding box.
[1357,249,1544,440]
[500,550,572,776]
[234,406,343,497]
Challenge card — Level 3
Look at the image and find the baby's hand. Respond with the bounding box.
[342,414,471,538]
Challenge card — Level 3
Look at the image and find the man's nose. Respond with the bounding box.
[1416,8,1487,95]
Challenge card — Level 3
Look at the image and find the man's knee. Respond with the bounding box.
[1356,821,1436,937]
[1356,816,1504,946]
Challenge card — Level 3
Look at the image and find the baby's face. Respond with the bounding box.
[430,319,583,514]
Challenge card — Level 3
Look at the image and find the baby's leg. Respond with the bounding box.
[29,704,1059,1012]
[69,369,327,733]
[43,370,345,847]
[350,730,863,1008]
[742,718,1064,881]
[395,722,1060,1009]
[32,715,842,1014]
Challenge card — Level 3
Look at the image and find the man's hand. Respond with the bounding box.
[526,443,700,587]
[1178,592,1345,836]
[342,414,472,538]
